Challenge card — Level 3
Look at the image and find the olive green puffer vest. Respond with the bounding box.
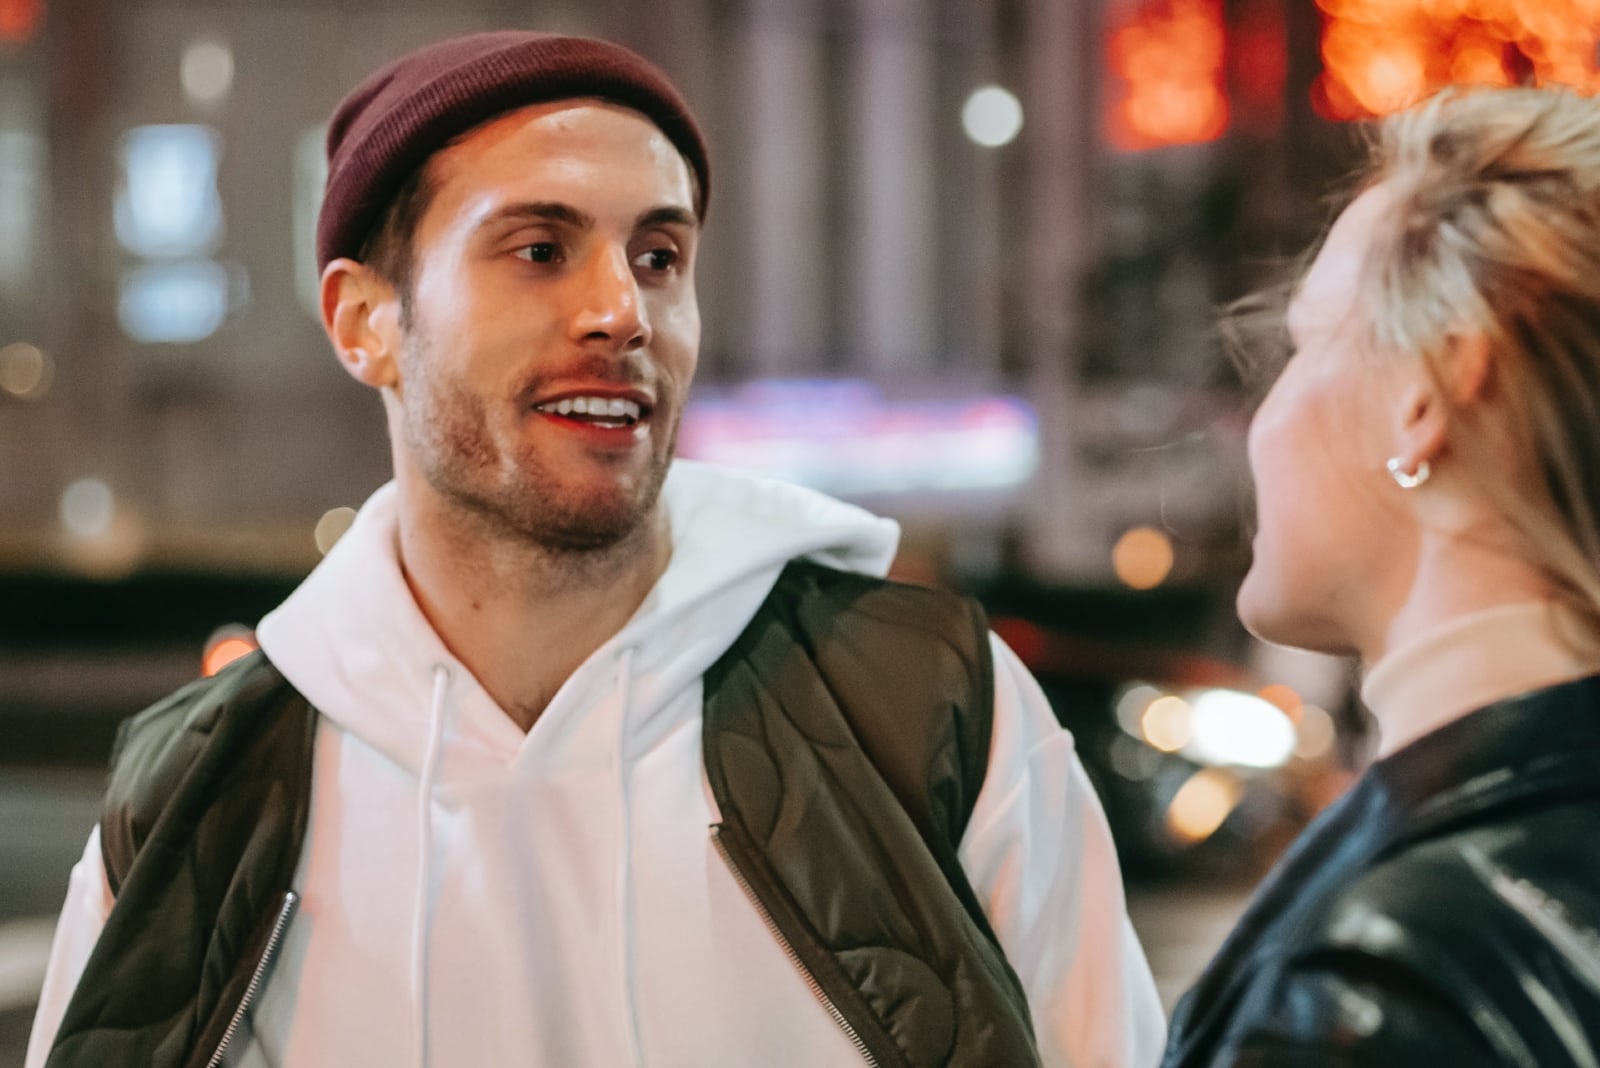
[47,561,1038,1068]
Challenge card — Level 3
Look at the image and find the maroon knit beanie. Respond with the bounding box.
[316,31,710,271]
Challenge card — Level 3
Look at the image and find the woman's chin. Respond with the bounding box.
[1237,576,1349,654]
[1236,566,1272,629]
[1235,584,1281,644]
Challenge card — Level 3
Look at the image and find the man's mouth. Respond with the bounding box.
[532,395,648,429]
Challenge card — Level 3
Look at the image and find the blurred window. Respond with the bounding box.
[115,124,223,259]
[114,124,242,344]
[118,261,229,344]
[0,127,41,300]
[293,123,327,319]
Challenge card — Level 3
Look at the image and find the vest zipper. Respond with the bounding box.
[710,825,879,1067]
[206,890,300,1068]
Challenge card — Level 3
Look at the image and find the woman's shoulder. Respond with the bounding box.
[1241,797,1600,1065]
[1165,775,1600,1067]
[1311,794,1600,956]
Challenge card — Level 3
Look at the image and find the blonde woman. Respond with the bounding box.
[1163,86,1600,1066]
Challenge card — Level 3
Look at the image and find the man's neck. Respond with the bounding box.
[395,492,671,733]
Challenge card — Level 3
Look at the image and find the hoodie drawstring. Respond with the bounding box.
[411,663,452,1068]
[612,647,649,1067]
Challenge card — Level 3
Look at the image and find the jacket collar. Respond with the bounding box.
[1376,674,1600,850]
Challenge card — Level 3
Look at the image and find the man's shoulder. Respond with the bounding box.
[102,651,309,891]
[774,559,988,648]
[111,650,292,773]
[747,561,997,829]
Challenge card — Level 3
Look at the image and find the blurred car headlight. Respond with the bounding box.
[1165,767,1244,844]
[1186,688,1297,769]
[1117,682,1300,770]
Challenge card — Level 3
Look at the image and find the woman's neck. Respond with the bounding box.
[1361,599,1600,757]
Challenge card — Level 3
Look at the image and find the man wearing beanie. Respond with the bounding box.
[27,31,1160,1068]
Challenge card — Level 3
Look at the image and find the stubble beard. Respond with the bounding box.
[398,328,677,560]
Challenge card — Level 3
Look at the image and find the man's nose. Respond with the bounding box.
[570,245,649,350]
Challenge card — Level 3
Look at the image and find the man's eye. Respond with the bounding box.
[514,243,560,264]
[633,248,678,272]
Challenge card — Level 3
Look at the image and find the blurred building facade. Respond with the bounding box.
[0,0,1353,592]
[5,0,1594,949]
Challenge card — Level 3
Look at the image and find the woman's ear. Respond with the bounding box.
[1436,330,1494,406]
[1392,332,1493,470]
[320,258,402,389]
[1394,375,1448,472]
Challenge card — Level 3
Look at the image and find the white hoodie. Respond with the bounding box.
[27,461,1163,1067]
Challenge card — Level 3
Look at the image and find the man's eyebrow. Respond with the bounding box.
[635,206,698,232]
[478,202,597,232]
[475,203,697,235]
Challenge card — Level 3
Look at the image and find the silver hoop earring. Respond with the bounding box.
[1386,456,1430,489]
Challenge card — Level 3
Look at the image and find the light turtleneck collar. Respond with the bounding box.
[1360,601,1600,758]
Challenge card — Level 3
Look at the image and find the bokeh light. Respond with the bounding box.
[1166,767,1243,843]
[181,38,235,107]
[1113,525,1175,589]
[59,478,114,539]
[1188,688,1297,768]
[202,626,258,677]
[0,341,51,401]
[314,506,358,554]
[962,85,1024,148]
[1115,682,1163,736]
[0,0,42,44]
[1106,0,1229,150]
[1256,683,1302,716]
[1141,694,1193,752]
[1315,0,1600,120]
[1294,703,1339,760]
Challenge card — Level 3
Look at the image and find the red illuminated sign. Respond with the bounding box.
[0,0,41,44]
[1105,0,1231,150]
[1317,0,1600,120]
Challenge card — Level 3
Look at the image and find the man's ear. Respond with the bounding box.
[320,258,402,389]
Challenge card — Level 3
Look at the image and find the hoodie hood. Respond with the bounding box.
[255,460,899,775]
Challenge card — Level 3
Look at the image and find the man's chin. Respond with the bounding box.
[416,444,673,551]
[535,508,649,552]
[512,468,668,552]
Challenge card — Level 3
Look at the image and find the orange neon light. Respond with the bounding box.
[0,0,42,43]
[202,636,258,677]
[1316,0,1600,120]
[1106,0,1231,150]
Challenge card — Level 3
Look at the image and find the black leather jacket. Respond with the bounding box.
[1163,674,1600,1067]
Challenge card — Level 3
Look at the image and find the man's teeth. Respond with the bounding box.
[540,396,643,422]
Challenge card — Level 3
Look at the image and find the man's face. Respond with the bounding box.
[383,99,701,550]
